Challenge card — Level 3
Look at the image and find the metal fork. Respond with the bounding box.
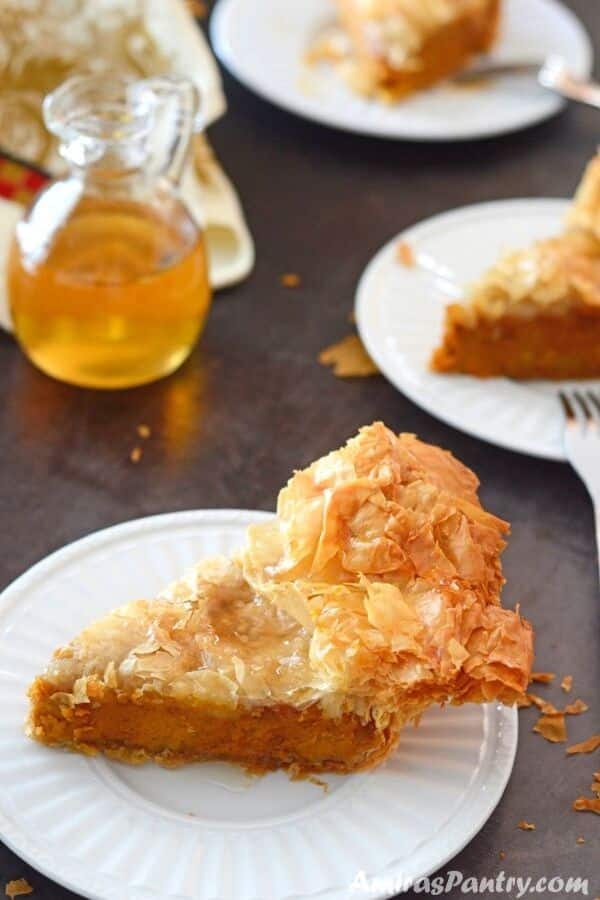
[453,56,600,111]
[560,389,600,578]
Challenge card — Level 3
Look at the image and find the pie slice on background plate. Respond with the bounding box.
[28,423,533,774]
[334,0,501,100]
[431,153,600,379]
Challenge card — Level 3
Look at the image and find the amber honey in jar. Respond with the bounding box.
[8,75,211,389]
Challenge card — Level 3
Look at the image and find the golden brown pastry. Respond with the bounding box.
[335,0,501,100]
[431,155,600,379]
[28,423,533,773]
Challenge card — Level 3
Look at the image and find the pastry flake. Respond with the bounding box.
[4,881,33,899]
[566,734,600,756]
[573,796,600,815]
[561,674,573,693]
[531,672,555,684]
[396,240,415,267]
[564,699,588,716]
[318,334,379,378]
[533,712,567,743]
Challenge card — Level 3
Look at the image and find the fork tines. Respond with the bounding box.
[559,389,600,426]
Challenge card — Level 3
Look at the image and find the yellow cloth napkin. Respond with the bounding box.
[0,0,254,332]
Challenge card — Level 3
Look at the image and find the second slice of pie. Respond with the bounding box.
[335,0,501,100]
[431,154,600,379]
[28,423,533,774]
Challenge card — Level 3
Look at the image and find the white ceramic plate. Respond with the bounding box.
[0,510,518,900]
[355,198,600,461]
[210,0,592,141]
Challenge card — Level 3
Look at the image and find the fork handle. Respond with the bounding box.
[541,69,600,110]
[595,504,600,585]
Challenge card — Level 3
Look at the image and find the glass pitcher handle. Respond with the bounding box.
[142,77,200,185]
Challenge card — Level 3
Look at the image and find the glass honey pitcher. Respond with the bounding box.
[8,75,211,389]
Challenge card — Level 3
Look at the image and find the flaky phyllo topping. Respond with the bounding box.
[42,424,532,728]
[463,154,600,322]
[351,0,489,67]
[567,153,600,241]
[242,423,532,722]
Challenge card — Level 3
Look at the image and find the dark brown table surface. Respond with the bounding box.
[1,2,599,897]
